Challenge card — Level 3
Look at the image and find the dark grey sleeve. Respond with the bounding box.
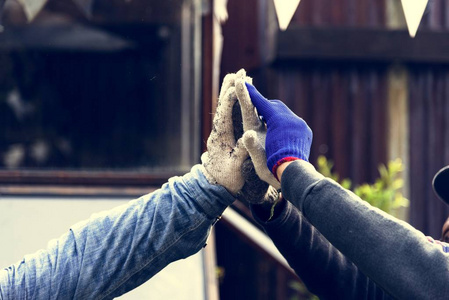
[281,160,449,300]
[251,201,392,300]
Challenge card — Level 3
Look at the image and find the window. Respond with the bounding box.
[0,0,202,182]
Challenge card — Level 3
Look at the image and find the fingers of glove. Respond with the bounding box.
[242,130,260,153]
[244,83,276,122]
[236,68,246,80]
[268,100,299,119]
[236,69,254,84]
[219,73,236,100]
[236,79,263,131]
[259,168,281,190]
[210,86,238,148]
[265,185,280,202]
[231,138,249,165]
[243,131,281,189]
[237,158,270,205]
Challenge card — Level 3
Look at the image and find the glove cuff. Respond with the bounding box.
[271,157,301,180]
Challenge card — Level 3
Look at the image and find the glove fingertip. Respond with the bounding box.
[244,82,270,112]
[236,68,246,79]
[243,131,257,148]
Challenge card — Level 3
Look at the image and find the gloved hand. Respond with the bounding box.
[201,73,249,196]
[244,82,313,177]
[235,75,281,190]
[238,159,280,205]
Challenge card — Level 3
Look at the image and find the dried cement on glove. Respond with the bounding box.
[233,101,271,204]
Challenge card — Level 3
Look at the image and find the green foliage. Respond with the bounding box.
[288,280,319,300]
[316,156,409,218]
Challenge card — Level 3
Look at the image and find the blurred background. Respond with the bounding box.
[1,0,449,299]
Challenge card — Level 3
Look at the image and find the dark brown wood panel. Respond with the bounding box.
[258,64,388,186]
[409,67,449,237]
[276,27,449,64]
[0,170,173,186]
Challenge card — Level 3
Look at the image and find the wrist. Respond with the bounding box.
[273,157,300,181]
[276,161,296,182]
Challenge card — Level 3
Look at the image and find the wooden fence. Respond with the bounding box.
[221,0,449,237]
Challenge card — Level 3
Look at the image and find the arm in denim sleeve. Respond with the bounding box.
[251,201,392,300]
[0,165,235,300]
[281,160,449,300]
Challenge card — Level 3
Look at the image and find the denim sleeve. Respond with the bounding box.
[251,201,392,300]
[0,165,235,300]
[281,160,449,300]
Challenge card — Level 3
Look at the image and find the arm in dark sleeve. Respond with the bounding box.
[251,200,392,300]
[281,160,449,300]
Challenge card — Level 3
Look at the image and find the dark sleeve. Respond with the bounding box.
[281,160,449,300]
[251,201,392,300]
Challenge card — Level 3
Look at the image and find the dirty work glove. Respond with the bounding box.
[201,73,249,196]
[244,82,313,177]
[228,69,280,208]
[234,75,280,189]
[239,158,280,206]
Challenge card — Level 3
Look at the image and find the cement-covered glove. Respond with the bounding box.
[239,158,280,206]
[234,77,281,189]
[244,82,313,177]
[222,69,279,206]
[201,73,249,196]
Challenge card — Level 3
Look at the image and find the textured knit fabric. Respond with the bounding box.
[281,160,449,300]
[251,201,393,299]
[235,75,281,190]
[202,73,249,195]
[0,165,234,299]
[245,83,312,173]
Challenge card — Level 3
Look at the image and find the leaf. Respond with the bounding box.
[341,178,352,189]
[378,164,389,179]
[392,178,404,190]
[317,156,408,217]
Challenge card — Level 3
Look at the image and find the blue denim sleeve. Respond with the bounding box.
[0,165,235,300]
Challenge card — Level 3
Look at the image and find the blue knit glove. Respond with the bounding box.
[245,82,313,176]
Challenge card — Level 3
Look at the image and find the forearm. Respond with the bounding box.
[0,165,234,299]
[281,160,449,300]
[252,200,391,300]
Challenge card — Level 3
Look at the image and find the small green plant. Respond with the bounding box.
[317,156,409,218]
[288,280,319,300]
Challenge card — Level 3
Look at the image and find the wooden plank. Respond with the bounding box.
[370,0,385,26]
[220,0,260,77]
[0,170,175,186]
[201,9,213,153]
[427,68,448,237]
[330,68,351,179]
[330,0,345,26]
[408,69,429,233]
[311,69,331,161]
[0,185,157,197]
[276,27,449,64]
[350,68,369,185]
[369,70,388,180]
[387,66,410,217]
